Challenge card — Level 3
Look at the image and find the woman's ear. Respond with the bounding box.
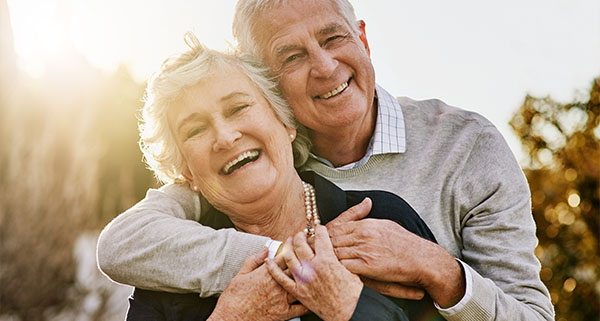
[287,127,297,141]
[182,166,197,191]
[358,20,370,56]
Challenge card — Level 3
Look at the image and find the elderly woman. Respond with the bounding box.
[126,34,441,321]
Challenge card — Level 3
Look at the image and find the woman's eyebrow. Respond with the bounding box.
[176,113,203,132]
[220,91,251,102]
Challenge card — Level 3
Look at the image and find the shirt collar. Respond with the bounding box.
[309,84,406,169]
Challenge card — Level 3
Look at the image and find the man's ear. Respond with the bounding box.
[358,20,370,56]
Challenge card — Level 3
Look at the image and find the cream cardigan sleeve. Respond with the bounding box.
[96,183,268,296]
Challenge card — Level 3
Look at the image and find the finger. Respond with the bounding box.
[327,220,358,239]
[333,246,361,260]
[273,252,287,269]
[339,258,370,276]
[362,278,425,300]
[284,303,309,319]
[292,231,314,261]
[326,197,371,227]
[280,238,302,273]
[313,225,335,255]
[239,247,268,274]
[307,234,316,251]
[266,258,297,294]
[329,230,361,248]
[286,292,297,304]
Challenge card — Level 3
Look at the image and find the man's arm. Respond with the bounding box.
[441,123,554,321]
[329,124,554,321]
[96,182,269,296]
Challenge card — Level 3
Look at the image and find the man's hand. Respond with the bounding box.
[209,247,307,321]
[327,197,372,226]
[328,218,466,308]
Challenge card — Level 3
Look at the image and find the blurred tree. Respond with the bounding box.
[510,78,599,321]
[0,61,155,319]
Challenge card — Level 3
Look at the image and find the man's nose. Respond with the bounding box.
[212,122,241,152]
[309,48,338,78]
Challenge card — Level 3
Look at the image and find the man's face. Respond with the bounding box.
[252,0,376,137]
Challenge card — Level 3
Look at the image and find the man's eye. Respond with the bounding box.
[324,35,346,46]
[285,54,300,63]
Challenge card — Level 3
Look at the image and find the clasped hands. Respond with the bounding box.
[210,198,465,320]
[210,225,361,321]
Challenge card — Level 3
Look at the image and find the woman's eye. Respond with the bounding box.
[187,125,207,139]
[230,104,250,116]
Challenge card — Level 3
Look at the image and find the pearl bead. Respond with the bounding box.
[301,181,320,237]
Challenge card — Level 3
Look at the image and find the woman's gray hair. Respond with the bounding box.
[140,32,311,184]
[233,0,360,58]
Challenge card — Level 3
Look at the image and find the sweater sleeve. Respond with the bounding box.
[96,183,269,297]
[440,124,554,321]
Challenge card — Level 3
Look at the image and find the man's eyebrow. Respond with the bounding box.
[275,44,299,59]
[318,22,345,36]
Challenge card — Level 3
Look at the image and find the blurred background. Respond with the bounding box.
[0,0,598,320]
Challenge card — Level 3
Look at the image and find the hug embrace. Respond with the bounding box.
[97,0,555,320]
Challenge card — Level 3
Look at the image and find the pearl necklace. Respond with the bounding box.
[302,181,320,237]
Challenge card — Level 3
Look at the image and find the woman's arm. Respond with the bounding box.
[96,183,269,296]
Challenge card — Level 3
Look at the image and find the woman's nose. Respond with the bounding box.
[310,48,338,79]
[212,123,241,152]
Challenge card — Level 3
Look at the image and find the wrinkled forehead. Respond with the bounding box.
[250,0,348,55]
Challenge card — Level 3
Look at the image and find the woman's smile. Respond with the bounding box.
[221,149,261,175]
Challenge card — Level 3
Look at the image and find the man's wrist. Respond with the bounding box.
[423,246,466,308]
[434,259,472,312]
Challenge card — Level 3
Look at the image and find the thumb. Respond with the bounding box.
[327,197,371,227]
[239,247,268,274]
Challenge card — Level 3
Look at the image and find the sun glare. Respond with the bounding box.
[7,0,73,77]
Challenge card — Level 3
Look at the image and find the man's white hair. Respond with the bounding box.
[232,0,360,58]
[139,32,311,184]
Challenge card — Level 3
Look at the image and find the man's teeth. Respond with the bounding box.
[222,150,260,174]
[319,81,348,99]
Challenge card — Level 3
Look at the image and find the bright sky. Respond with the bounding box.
[7,0,600,161]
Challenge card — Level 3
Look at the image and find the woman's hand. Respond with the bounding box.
[266,225,363,321]
[208,247,308,321]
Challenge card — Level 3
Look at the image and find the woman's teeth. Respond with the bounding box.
[222,150,260,175]
[319,81,348,99]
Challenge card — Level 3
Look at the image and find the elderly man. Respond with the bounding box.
[97,0,554,320]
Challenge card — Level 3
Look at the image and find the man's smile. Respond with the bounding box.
[316,78,351,99]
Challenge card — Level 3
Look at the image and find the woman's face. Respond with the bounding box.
[168,64,296,213]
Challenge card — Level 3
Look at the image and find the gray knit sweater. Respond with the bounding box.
[97,97,554,321]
